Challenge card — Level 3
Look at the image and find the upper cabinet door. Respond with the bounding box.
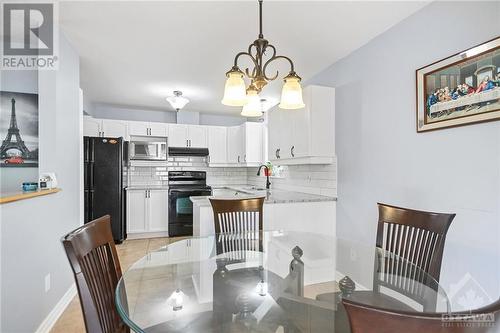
[188,125,208,148]
[128,121,150,136]
[101,119,128,139]
[243,122,264,164]
[149,122,168,137]
[227,125,244,164]
[268,109,288,160]
[83,117,101,137]
[208,126,227,164]
[168,124,188,147]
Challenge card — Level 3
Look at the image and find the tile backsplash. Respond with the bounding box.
[127,157,248,187]
[248,159,337,197]
[127,156,337,197]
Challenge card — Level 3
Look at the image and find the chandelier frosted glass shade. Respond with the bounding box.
[222,68,247,106]
[279,73,305,109]
[166,91,189,111]
[241,86,263,117]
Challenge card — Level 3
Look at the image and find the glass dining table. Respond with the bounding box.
[115,231,452,332]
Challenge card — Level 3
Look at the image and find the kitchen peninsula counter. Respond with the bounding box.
[191,185,337,237]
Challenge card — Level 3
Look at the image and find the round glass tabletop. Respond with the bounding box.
[115,231,450,332]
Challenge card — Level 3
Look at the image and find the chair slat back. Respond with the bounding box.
[210,197,264,259]
[62,215,128,333]
[376,203,455,282]
[375,203,455,310]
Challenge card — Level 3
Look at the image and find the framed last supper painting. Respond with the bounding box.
[416,37,500,132]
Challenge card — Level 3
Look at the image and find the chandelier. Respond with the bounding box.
[221,0,305,113]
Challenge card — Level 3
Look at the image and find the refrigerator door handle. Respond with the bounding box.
[89,190,95,220]
[90,139,95,162]
[89,162,95,189]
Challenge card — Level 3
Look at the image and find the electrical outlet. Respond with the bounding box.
[350,249,357,261]
[45,274,51,292]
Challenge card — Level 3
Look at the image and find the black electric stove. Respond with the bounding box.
[168,171,212,236]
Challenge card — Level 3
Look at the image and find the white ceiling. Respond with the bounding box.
[60,1,428,115]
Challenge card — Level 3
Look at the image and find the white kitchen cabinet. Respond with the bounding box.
[148,190,169,232]
[83,117,101,137]
[127,189,168,238]
[128,121,149,136]
[227,123,265,166]
[126,190,147,233]
[149,122,168,137]
[101,119,129,138]
[227,125,244,164]
[188,125,208,148]
[169,124,208,148]
[207,126,227,164]
[129,121,168,137]
[268,85,335,165]
[83,117,128,139]
[242,122,264,165]
[168,124,189,147]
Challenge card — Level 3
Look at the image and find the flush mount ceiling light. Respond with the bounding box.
[221,0,305,110]
[166,91,189,111]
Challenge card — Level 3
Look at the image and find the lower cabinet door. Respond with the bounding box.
[127,190,147,233]
[148,190,168,232]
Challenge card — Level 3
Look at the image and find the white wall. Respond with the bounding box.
[310,1,500,305]
[0,32,81,332]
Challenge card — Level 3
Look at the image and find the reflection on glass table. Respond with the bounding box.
[115,231,451,333]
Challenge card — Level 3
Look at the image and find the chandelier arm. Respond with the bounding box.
[245,67,257,79]
[234,51,259,72]
[262,54,296,81]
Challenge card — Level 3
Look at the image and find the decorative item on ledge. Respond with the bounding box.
[221,0,305,111]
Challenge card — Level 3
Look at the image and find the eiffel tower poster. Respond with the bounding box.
[0,91,39,167]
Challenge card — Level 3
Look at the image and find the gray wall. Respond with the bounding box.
[0,32,81,332]
[90,103,245,126]
[310,1,500,304]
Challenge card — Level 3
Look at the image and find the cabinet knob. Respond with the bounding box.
[277,149,281,159]
[291,146,295,157]
[238,155,240,163]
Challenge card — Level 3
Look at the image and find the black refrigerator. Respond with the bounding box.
[84,136,126,243]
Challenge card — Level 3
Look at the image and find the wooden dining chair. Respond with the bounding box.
[317,203,456,321]
[61,215,129,333]
[343,297,500,333]
[209,197,265,259]
[376,202,456,283]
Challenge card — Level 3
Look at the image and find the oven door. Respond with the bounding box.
[168,188,211,236]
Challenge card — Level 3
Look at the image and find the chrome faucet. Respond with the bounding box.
[256,165,271,190]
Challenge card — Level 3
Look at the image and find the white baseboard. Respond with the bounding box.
[35,283,77,333]
[127,231,169,240]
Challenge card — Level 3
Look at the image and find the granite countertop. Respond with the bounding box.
[190,185,336,207]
